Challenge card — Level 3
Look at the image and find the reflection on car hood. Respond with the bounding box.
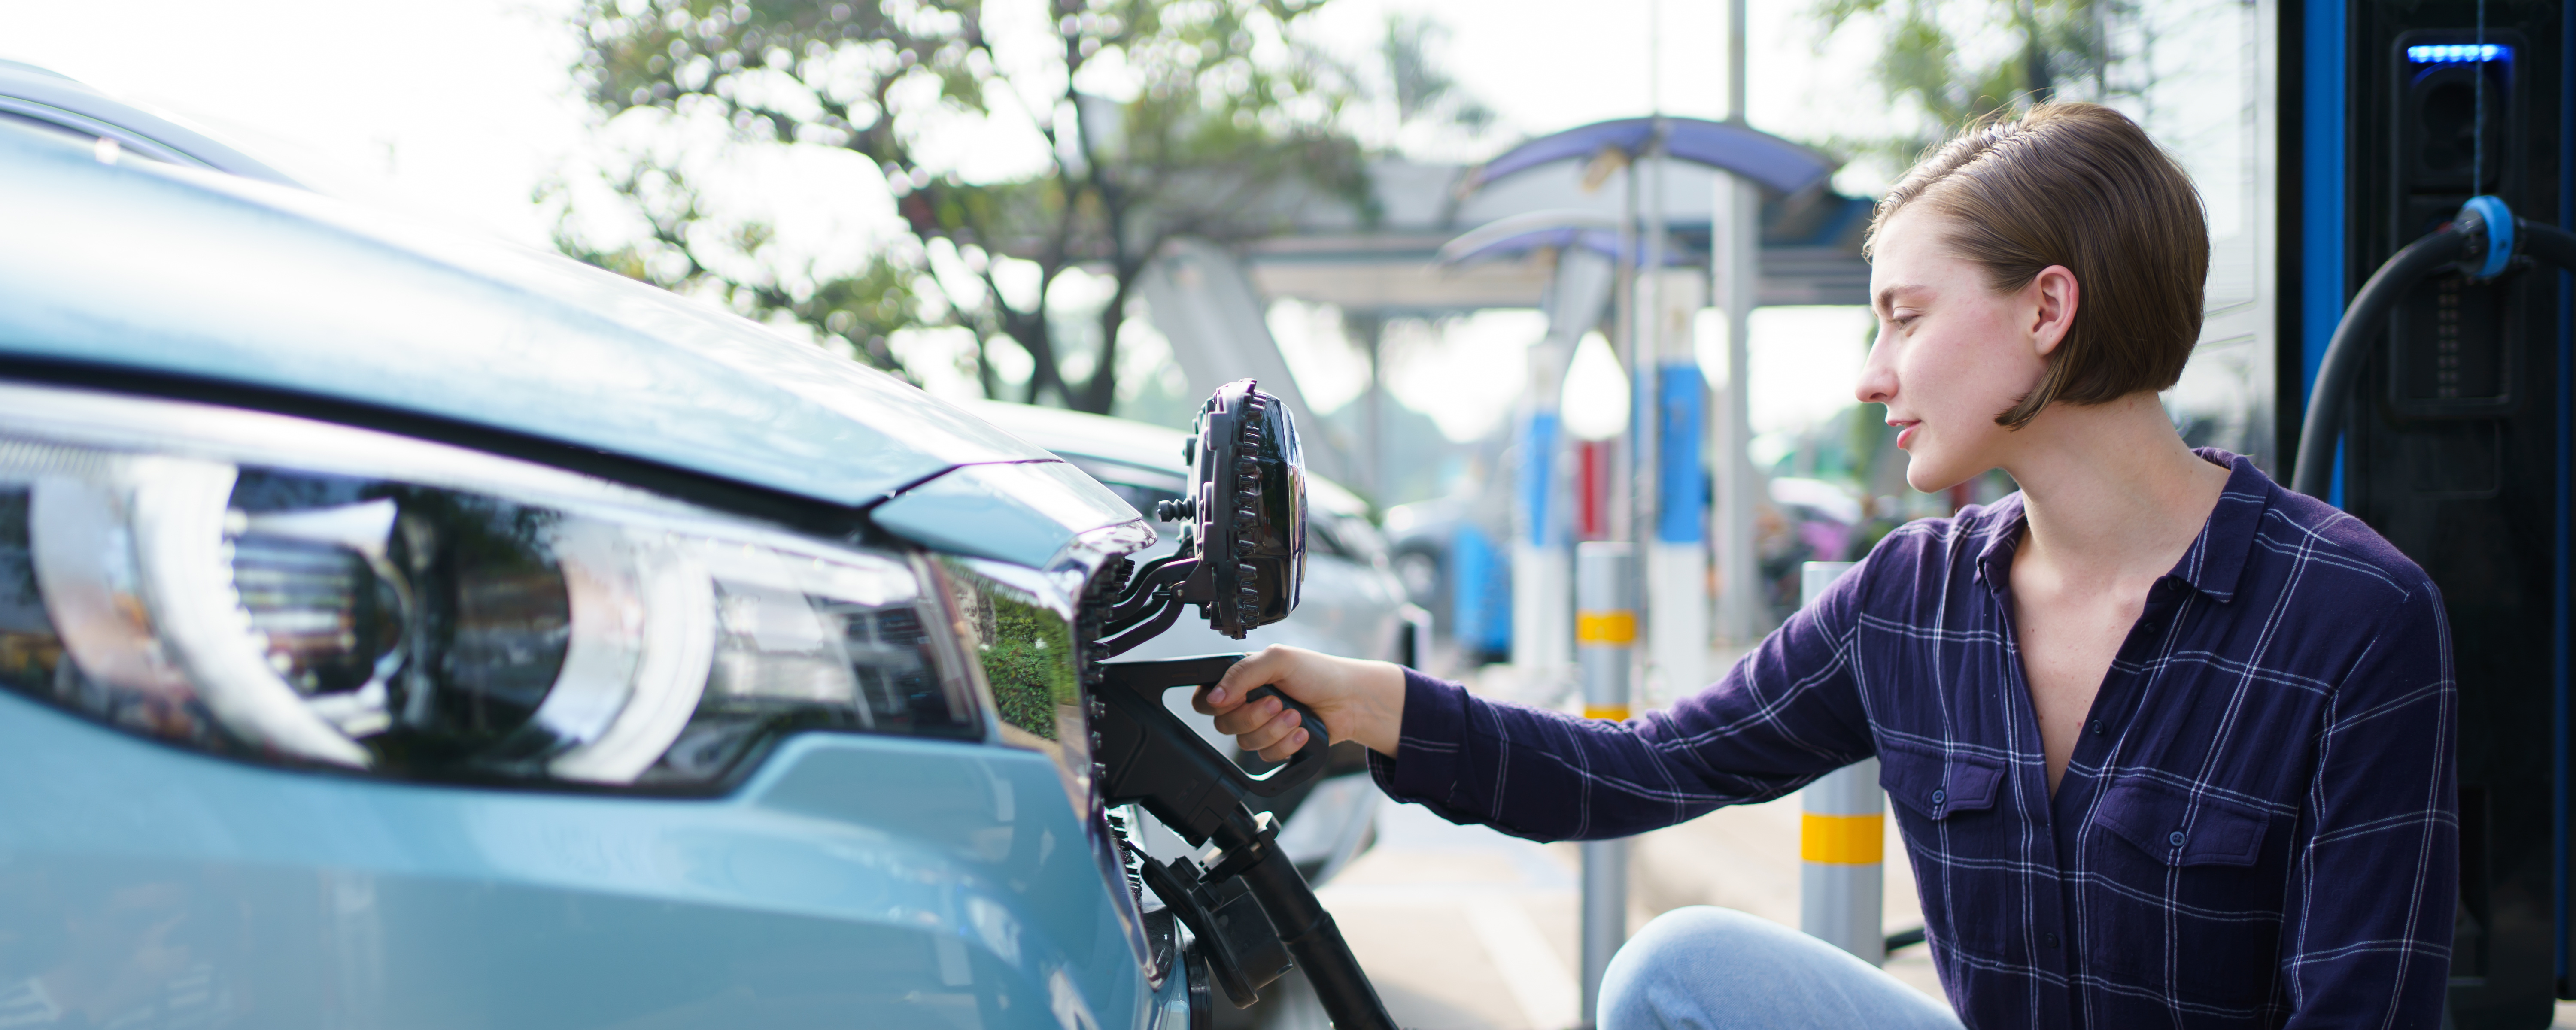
[0,124,1055,509]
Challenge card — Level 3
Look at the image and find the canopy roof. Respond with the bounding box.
[1463,116,1835,197]
[1435,210,1694,267]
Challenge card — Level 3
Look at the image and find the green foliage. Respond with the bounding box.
[1812,0,2136,170]
[548,159,921,370]
[977,590,1076,741]
[555,0,1370,409]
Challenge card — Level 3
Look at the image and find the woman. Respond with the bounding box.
[1197,103,2454,1028]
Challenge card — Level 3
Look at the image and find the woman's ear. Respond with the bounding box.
[2028,265,2079,357]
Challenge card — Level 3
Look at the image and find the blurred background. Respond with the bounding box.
[0,0,2278,1024]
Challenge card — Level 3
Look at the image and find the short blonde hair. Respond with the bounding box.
[1867,103,2210,429]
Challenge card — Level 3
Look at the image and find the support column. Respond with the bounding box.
[1713,0,1765,644]
[1517,250,1616,685]
[1648,269,1709,694]
[1511,371,1571,679]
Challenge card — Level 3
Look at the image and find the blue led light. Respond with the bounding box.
[2409,43,2509,64]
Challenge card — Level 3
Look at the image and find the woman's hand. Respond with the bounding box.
[1192,645,1407,762]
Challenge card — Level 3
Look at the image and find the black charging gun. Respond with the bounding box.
[1083,380,1396,1030]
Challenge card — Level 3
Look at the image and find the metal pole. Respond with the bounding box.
[1635,141,1662,559]
[1797,561,1884,965]
[1726,0,1746,131]
[1612,161,1638,544]
[1360,314,1385,504]
[1635,0,1664,560]
[1713,0,1764,643]
[1577,542,1635,1024]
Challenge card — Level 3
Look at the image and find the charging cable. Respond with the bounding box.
[2293,197,2576,497]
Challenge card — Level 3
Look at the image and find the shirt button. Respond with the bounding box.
[2141,621,2162,635]
[2088,719,2106,737]
[2168,830,2187,848]
[1930,788,1946,806]
[2043,931,2061,949]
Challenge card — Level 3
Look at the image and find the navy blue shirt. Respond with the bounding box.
[1372,451,2455,1027]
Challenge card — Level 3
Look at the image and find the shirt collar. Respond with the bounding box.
[2169,448,2269,603]
[1967,448,2269,603]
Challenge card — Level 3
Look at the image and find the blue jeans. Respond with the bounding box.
[1598,907,1966,1030]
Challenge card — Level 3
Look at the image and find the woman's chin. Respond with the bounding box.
[1903,455,1971,496]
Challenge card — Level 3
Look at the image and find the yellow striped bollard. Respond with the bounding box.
[1575,541,1634,1024]
[1798,560,1884,965]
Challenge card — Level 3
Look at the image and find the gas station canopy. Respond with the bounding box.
[1462,116,1838,197]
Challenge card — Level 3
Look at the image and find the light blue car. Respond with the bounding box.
[0,89,1278,1027]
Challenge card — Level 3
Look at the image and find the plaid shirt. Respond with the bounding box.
[1371,450,2455,1028]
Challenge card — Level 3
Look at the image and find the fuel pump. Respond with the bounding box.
[1083,379,1397,1030]
[2294,5,2570,1024]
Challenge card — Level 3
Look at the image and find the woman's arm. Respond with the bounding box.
[1196,561,1880,842]
[2278,580,2456,1027]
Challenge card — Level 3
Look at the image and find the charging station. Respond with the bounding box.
[2287,3,2572,1024]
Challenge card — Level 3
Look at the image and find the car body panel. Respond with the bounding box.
[0,126,1053,512]
[0,59,301,186]
[872,461,1148,570]
[0,688,1171,1029]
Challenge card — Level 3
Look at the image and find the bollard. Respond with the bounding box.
[1575,542,1634,1025]
[1797,561,1885,965]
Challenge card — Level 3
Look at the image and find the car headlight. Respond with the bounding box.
[0,384,988,788]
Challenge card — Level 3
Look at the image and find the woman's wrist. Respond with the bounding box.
[1344,657,1408,757]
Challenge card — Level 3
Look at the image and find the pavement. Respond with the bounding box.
[1250,659,2576,1030]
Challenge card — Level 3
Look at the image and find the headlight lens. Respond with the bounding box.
[0,388,984,788]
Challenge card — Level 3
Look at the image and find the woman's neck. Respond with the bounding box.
[2002,393,2232,587]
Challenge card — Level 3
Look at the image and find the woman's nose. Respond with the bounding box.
[1854,336,1897,405]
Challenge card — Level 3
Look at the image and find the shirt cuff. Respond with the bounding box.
[1365,667,1471,806]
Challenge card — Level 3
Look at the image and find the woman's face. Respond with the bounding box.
[1855,208,2060,494]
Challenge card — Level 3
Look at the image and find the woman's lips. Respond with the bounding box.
[1891,420,1919,449]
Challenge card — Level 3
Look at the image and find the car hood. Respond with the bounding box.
[0,124,1061,512]
[0,60,303,186]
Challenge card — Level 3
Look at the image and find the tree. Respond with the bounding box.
[1813,0,2137,167]
[557,0,1370,412]
[1373,13,1491,151]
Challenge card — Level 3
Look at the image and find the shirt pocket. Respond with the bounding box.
[1877,741,2015,957]
[2081,776,2284,1003]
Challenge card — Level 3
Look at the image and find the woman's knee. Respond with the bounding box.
[1598,907,1781,1029]
[1613,907,1772,973]
[1597,907,1957,1030]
